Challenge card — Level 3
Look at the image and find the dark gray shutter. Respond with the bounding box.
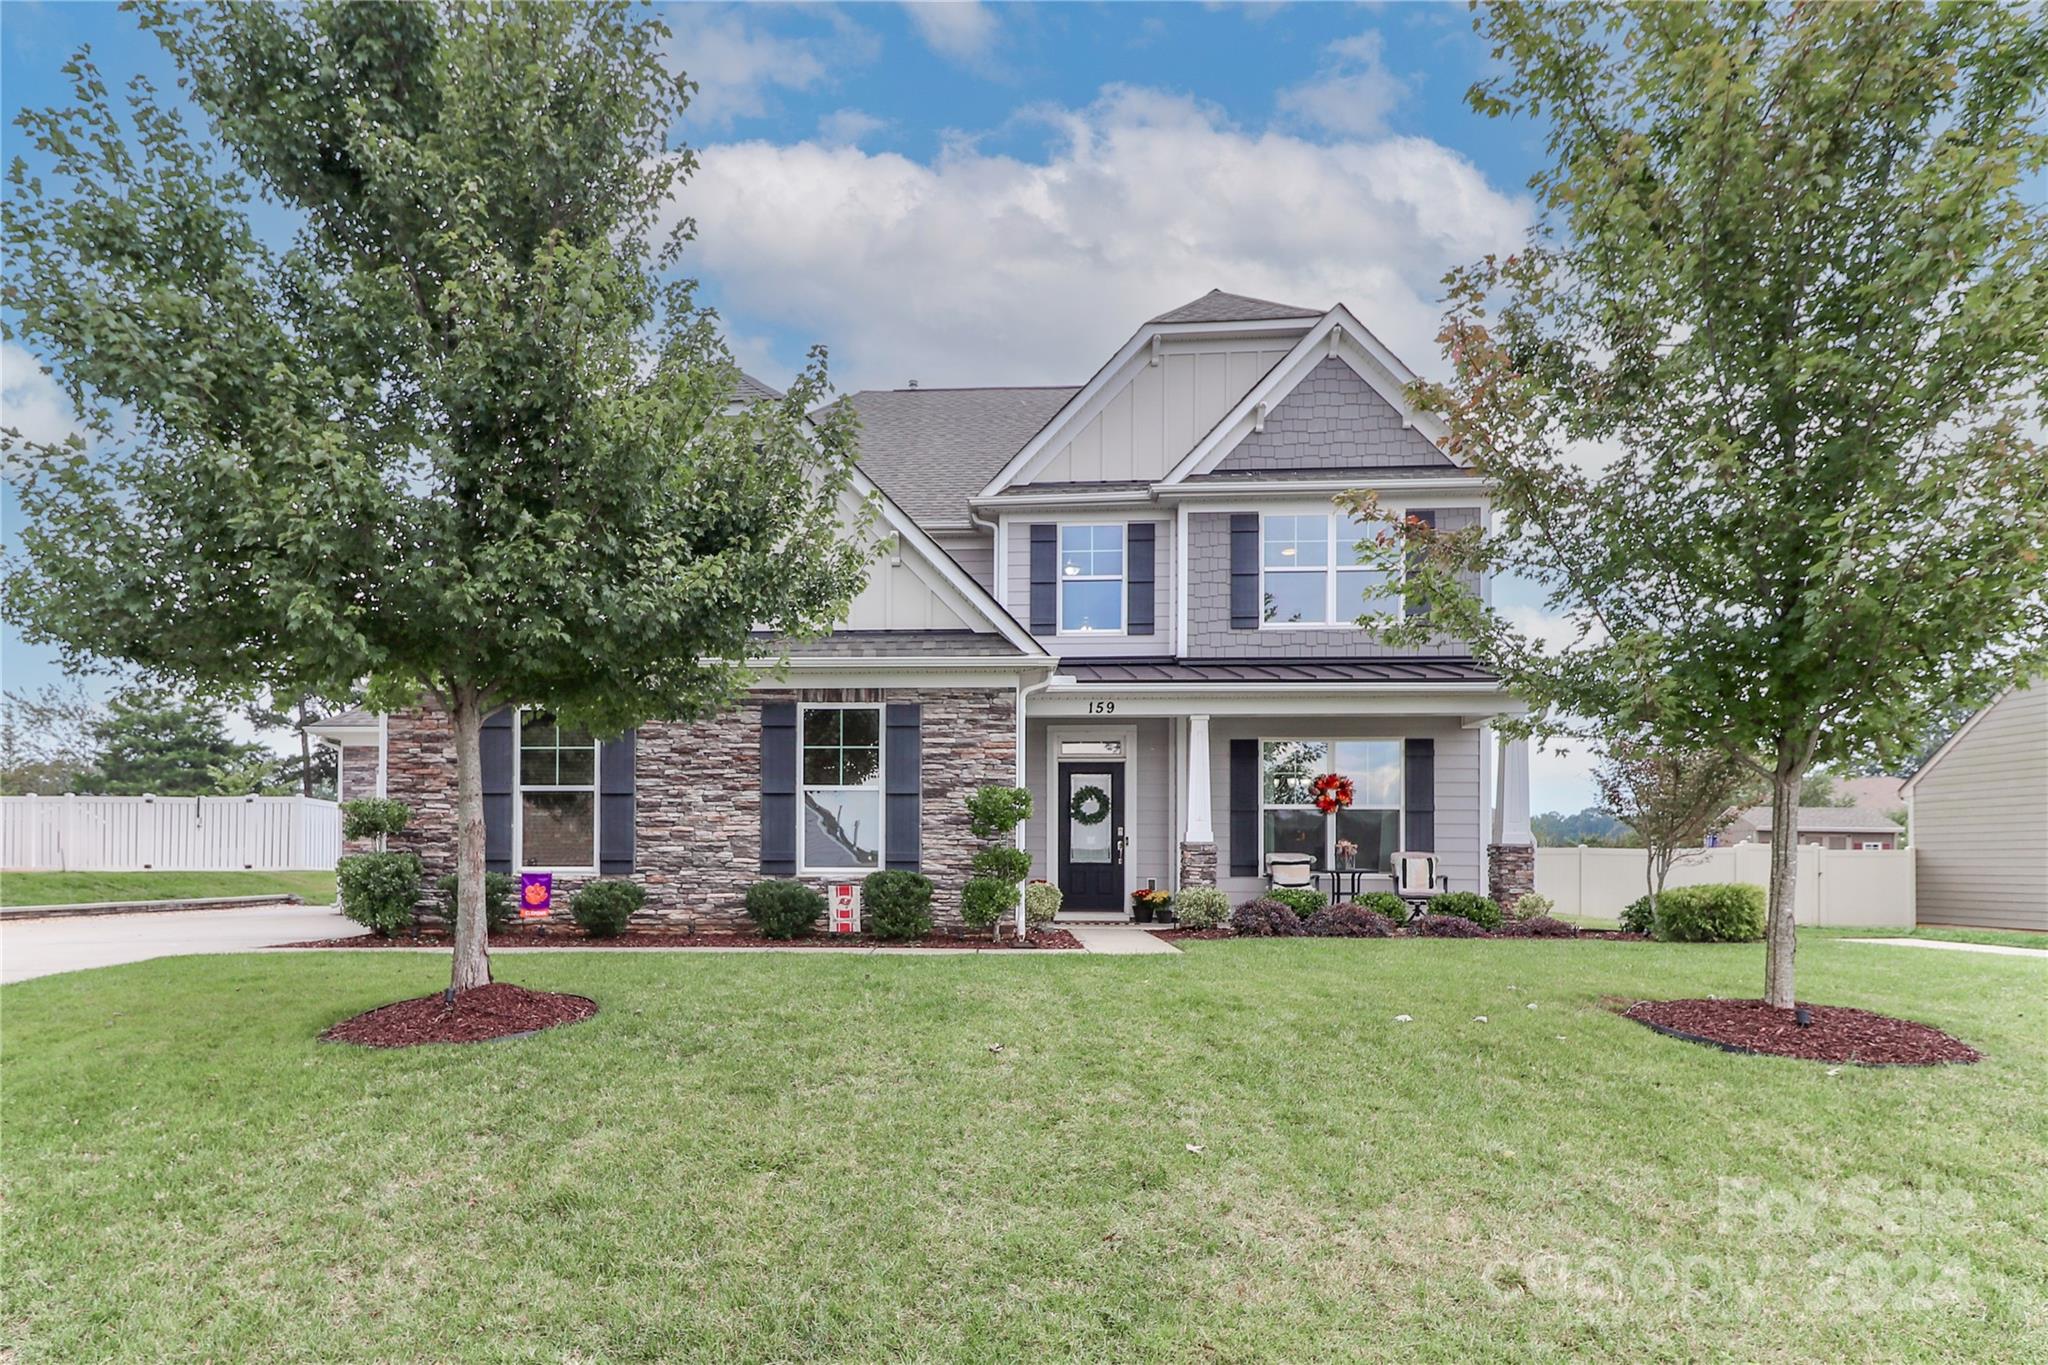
[1404,737,1435,853]
[481,708,515,874]
[885,703,921,871]
[760,702,798,875]
[1229,737,1259,876]
[1404,508,1437,619]
[1127,522,1155,636]
[1229,513,1260,630]
[1029,524,1057,634]
[598,730,636,875]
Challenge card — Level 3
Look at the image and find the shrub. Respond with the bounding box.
[1174,887,1230,931]
[336,851,422,936]
[1415,913,1489,938]
[340,797,410,842]
[960,877,1013,932]
[1267,886,1328,918]
[436,871,517,933]
[1304,903,1395,938]
[1230,897,1305,937]
[1357,890,1409,925]
[1618,896,1656,935]
[1023,880,1063,928]
[964,786,1034,840]
[862,870,934,941]
[571,879,644,938]
[970,845,1033,884]
[1508,892,1556,921]
[1427,891,1504,931]
[1652,883,1767,943]
[1493,916,1578,938]
[744,879,824,939]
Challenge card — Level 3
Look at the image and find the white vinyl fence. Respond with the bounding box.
[1536,844,1915,929]
[1,794,342,872]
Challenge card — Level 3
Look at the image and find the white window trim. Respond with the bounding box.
[1861,840,1886,851]
[798,702,886,877]
[1257,509,1403,631]
[1257,737,1404,870]
[1056,521,1128,637]
[515,711,599,874]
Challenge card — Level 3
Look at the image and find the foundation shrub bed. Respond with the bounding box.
[1652,883,1766,943]
[571,880,644,938]
[860,871,934,942]
[1357,891,1408,924]
[1427,891,1504,931]
[1231,897,1305,937]
[1172,887,1230,931]
[1492,916,1579,938]
[1415,913,1489,938]
[1266,886,1328,918]
[335,852,423,937]
[744,879,825,940]
[1022,881,1062,929]
[1303,904,1394,938]
[1619,896,1657,936]
[435,872,517,933]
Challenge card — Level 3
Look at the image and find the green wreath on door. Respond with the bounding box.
[1069,784,1111,826]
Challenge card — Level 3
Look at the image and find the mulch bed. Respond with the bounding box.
[1150,927,1235,942]
[287,927,1083,951]
[322,983,597,1049]
[1623,997,1981,1067]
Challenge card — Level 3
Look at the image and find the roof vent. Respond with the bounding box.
[907,379,919,389]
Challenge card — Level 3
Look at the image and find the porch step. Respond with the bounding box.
[1067,925,1182,956]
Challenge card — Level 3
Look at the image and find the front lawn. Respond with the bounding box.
[4,937,2043,1360]
[0,868,337,908]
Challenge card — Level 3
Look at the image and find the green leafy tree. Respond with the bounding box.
[3,2,870,993]
[0,681,101,795]
[243,691,349,799]
[80,685,274,795]
[1378,3,2048,1008]
[1594,739,1759,915]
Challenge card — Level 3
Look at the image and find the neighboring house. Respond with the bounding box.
[1834,774,1907,826]
[1719,806,1903,851]
[1902,682,2048,933]
[310,290,1533,926]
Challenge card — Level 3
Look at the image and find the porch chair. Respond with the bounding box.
[1391,852,1447,912]
[1264,854,1315,891]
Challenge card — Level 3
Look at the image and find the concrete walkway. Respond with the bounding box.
[1842,937,2048,960]
[1064,924,1183,955]
[0,904,364,984]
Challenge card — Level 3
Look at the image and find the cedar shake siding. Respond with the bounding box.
[382,688,1017,931]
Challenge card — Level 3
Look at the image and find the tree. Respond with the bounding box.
[3,2,870,993]
[1796,770,1853,809]
[81,684,273,795]
[1530,807,1638,848]
[1594,739,1757,915]
[1382,3,2048,1008]
[0,681,101,794]
[243,691,350,800]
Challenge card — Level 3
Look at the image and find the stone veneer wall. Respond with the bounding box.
[1177,841,1216,890]
[383,688,1017,930]
[1487,843,1535,909]
[338,743,382,853]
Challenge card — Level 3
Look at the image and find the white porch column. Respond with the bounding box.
[1492,733,1533,845]
[1184,714,1213,843]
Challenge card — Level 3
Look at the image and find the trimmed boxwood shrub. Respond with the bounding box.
[1415,912,1489,938]
[1231,897,1304,937]
[436,871,517,933]
[1508,892,1556,920]
[339,797,411,842]
[1023,880,1063,928]
[1267,886,1328,918]
[1173,887,1230,931]
[1357,890,1408,925]
[1427,891,1504,931]
[336,851,422,937]
[1304,903,1395,938]
[572,879,644,938]
[1493,915,1578,938]
[1619,895,1656,936]
[862,870,934,941]
[744,879,824,939]
[1652,883,1766,943]
[970,845,1033,884]
[960,877,1013,933]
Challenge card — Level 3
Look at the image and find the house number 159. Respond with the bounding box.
[1087,700,1116,715]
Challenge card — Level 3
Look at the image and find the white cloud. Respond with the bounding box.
[1,343,82,449]
[903,2,999,64]
[1276,30,1409,138]
[665,6,868,129]
[816,108,888,148]
[672,85,1531,392]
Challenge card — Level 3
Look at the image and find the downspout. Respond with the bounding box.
[1014,665,1057,937]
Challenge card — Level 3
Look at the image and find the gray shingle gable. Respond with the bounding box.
[836,385,1080,527]
[1210,356,1454,475]
[1149,289,1323,325]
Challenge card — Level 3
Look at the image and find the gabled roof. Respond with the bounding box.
[838,386,1080,527]
[735,371,783,404]
[1735,805,1904,835]
[1149,289,1322,325]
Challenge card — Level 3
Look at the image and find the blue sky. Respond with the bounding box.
[0,2,1599,809]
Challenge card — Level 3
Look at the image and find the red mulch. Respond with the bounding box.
[322,983,597,1049]
[1623,998,1980,1067]
[288,927,1083,951]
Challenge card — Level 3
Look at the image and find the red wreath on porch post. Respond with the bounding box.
[1311,773,1355,814]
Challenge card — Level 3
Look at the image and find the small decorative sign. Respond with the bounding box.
[829,882,861,934]
[520,873,553,921]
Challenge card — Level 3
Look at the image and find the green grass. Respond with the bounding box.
[4,937,2044,1362]
[0,869,336,908]
[1811,924,2048,951]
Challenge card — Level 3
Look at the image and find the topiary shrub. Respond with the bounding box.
[1508,892,1556,921]
[1357,890,1408,925]
[1173,887,1231,931]
[745,879,823,939]
[963,785,1034,939]
[960,877,1013,934]
[1415,912,1489,938]
[862,870,934,941]
[1651,883,1766,943]
[1231,897,1304,937]
[1304,903,1394,938]
[1493,915,1578,938]
[1023,880,1063,928]
[1267,886,1328,918]
[340,797,411,843]
[336,851,422,936]
[572,879,644,938]
[970,845,1033,884]
[964,786,1033,840]
[1427,891,1504,931]
[1618,896,1656,935]
[436,871,517,934]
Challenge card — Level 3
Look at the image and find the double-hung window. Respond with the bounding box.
[1059,524,1124,634]
[519,714,597,869]
[800,706,883,872]
[1260,513,1398,626]
[1259,738,1403,872]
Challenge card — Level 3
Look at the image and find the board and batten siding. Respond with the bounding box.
[1031,341,1295,485]
[1913,683,2048,932]
[1023,715,1173,895]
[930,530,996,595]
[1005,516,1176,657]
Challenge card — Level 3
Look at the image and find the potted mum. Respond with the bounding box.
[1131,887,1172,923]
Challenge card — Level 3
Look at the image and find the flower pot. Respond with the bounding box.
[1133,905,1154,923]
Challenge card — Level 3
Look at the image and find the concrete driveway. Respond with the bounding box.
[0,904,365,984]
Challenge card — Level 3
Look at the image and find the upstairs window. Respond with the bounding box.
[1261,513,1398,626]
[1059,524,1125,634]
[519,713,597,869]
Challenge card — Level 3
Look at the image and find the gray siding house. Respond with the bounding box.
[1720,806,1902,851]
[1904,683,2048,933]
[314,291,1534,927]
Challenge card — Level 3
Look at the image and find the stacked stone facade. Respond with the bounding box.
[1487,842,1535,910]
[383,687,1017,931]
[1177,840,1216,890]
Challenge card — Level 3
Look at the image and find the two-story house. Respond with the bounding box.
[313,290,1536,926]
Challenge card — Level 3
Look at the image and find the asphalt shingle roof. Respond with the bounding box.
[1737,805,1905,835]
[1062,658,1498,686]
[734,371,783,404]
[838,386,1081,527]
[753,630,1027,658]
[1148,289,1323,325]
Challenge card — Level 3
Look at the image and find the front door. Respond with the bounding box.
[1057,762,1126,912]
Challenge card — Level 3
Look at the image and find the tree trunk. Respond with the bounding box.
[1764,765,1801,1010]
[449,686,492,994]
[295,697,313,798]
